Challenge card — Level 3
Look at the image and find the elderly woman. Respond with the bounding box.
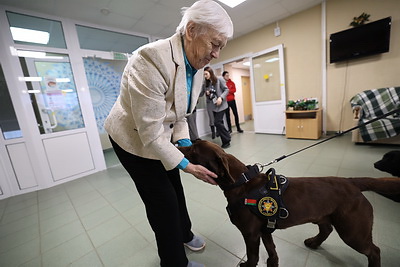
[104,1,233,267]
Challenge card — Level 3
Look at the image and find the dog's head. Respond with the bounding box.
[374,150,400,177]
[179,140,247,188]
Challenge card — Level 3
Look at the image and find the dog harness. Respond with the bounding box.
[226,167,289,233]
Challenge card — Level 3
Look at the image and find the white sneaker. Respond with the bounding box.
[184,235,206,251]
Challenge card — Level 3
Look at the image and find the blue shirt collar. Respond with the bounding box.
[183,49,197,76]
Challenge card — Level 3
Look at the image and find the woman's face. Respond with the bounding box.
[204,71,210,80]
[184,22,227,70]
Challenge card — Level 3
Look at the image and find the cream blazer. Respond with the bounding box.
[104,33,204,170]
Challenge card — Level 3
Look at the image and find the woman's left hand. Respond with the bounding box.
[216,97,222,106]
[183,163,218,185]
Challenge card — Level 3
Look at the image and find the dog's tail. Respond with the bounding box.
[349,177,400,202]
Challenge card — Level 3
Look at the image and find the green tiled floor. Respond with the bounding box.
[1,122,399,266]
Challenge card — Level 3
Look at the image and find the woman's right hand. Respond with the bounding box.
[183,163,218,185]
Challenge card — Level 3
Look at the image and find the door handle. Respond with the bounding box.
[41,108,58,129]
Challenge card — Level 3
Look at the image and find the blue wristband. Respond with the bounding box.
[177,139,192,147]
[177,158,189,170]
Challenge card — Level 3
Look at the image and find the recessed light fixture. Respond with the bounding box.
[10,27,50,44]
[217,0,247,8]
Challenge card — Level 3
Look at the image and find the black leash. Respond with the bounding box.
[257,106,400,171]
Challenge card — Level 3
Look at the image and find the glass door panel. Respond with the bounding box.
[82,57,125,149]
[0,64,22,139]
[17,50,84,134]
[252,50,281,102]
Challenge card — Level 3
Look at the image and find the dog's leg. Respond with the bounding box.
[332,198,381,267]
[304,222,333,249]
[261,232,278,267]
[240,232,261,267]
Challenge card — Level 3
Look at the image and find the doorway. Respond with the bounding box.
[221,57,253,131]
[250,44,286,134]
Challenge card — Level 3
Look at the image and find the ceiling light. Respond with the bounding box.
[27,89,41,94]
[10,27,50,44]
[17,51,46,58]
[242,61,250,66]
[16,50,64,60]
[217,0,247,8]
[18,77,42,82]
[56,78,71,83]
[265,58,279,63]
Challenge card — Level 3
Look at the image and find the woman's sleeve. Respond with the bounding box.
[219,77,229,99]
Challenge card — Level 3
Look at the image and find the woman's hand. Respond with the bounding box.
[183,163,218,185]
[216,97,222,106]
[206,90,210,96]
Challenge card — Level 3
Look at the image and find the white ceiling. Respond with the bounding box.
[0,0,323,40]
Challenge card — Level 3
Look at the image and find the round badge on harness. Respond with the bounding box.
[258,196,278,216]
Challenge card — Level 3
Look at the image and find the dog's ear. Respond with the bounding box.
[208,152,235,184]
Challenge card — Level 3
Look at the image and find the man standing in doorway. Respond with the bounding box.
[223,71,243,133]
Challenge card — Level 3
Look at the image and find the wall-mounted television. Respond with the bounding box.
[329,17,391,63]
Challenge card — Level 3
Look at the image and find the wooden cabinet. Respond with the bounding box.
[285,109,322,139]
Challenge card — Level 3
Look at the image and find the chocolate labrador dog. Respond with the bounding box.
[374,150,400,177]
[179,140,400,267]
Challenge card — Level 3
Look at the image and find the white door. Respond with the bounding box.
[18,50,97,182]
[250,44,286,134]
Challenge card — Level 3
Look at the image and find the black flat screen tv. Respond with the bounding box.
[329,17,391,63]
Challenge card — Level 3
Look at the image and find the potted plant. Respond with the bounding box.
[287,98,318,110]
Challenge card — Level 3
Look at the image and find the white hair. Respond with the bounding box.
[176,0,233,38]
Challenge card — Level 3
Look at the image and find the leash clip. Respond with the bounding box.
[255,162,265,172]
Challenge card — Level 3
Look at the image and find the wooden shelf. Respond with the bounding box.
[285,109,322,139]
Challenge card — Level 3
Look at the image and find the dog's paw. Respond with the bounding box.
[304,237,320,249]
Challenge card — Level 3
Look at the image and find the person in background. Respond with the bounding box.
[223,71,243,133]
[201,72,217,139]
[187,107,200,142]
[202,66,231,148]
[104,1,233,267]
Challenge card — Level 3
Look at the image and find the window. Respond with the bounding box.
[7,11,66,49]
[76,25,149,53]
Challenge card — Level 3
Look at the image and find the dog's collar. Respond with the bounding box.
[219,164,260,191]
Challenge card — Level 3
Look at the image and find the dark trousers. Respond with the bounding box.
[225,100,241,132]
[214,109,231,145]
[110,137,193,267]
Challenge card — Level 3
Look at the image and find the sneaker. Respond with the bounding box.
[187,261,205,267]
[184,235,206,251]
[221,142,231,149]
